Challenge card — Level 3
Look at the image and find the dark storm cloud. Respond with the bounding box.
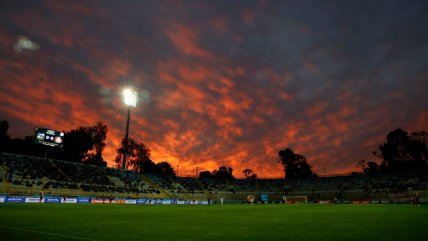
[0,0,427,177]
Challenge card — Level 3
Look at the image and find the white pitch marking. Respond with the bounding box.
[0,225,101,241]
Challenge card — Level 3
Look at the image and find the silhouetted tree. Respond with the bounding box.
[0,120,9,138]
[212,166,235,180]
[61,126,93,162]
[85,122,107,166]
[356,159,379,176]
[131,142,152,174]
[242,168,257,179]
[199,171,214,179]
[410,131,428,145]
[242,168,252,178]
[278,148,314,179]
[406,136,428,171]
[156,161,176,176]
[84,121,108,166]
[60,122,108,164]
[375,128,428,175]
[366,161,379,176]
[357,160,367,173]
[6,135,39,156]
[0,120,10,151]
[114,138,138,170]
[114,139,175,176]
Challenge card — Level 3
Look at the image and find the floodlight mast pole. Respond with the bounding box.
[122,106,131,170]
[121,88,137,170]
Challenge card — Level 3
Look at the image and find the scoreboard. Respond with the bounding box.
[34,127,64,148]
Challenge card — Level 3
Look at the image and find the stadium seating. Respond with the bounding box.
[1,152,427,203]
[0,153,163,198]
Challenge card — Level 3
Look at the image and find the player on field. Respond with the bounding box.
[39,191,43,203]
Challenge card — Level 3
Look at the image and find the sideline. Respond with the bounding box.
[0,225,101,241]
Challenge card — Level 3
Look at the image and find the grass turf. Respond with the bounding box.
[0,204,427,241]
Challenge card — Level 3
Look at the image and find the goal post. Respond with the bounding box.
[283,195,308,204]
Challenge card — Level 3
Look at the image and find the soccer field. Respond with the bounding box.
[0,204,426,241]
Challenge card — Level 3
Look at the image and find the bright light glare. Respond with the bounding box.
[13,36,39,52]
[123,88,137,107]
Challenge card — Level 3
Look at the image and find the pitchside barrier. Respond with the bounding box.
[0,194,425,204]
[0,195,210,205]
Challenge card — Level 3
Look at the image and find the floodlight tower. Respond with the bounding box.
[122,88,137,170]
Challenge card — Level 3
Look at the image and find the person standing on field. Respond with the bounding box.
[39,191,43,203]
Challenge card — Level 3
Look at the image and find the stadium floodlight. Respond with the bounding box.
[122,88,138,170]
[123,88,137,107]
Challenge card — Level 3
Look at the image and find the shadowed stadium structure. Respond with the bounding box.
[1,152,427,204]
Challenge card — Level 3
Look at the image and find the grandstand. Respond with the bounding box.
[0,153,164,199]
[1,152,427,204]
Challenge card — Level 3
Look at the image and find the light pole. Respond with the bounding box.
[122,88,137,170]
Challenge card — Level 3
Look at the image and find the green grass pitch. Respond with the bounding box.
[0,204,427,241]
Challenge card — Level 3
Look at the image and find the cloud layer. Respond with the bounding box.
[1,0,427,177]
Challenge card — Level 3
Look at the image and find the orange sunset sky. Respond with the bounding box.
[1,0,427,177]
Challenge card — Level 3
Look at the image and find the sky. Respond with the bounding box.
[0,0,427,178]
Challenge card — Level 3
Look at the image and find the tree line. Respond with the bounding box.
[0,120,174,176]
[1,119,427,179]
[0,120,109,166]
[360,129,428,176]
[113,137,175,176]
[0,120,252,178]
[277,128,428,179]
